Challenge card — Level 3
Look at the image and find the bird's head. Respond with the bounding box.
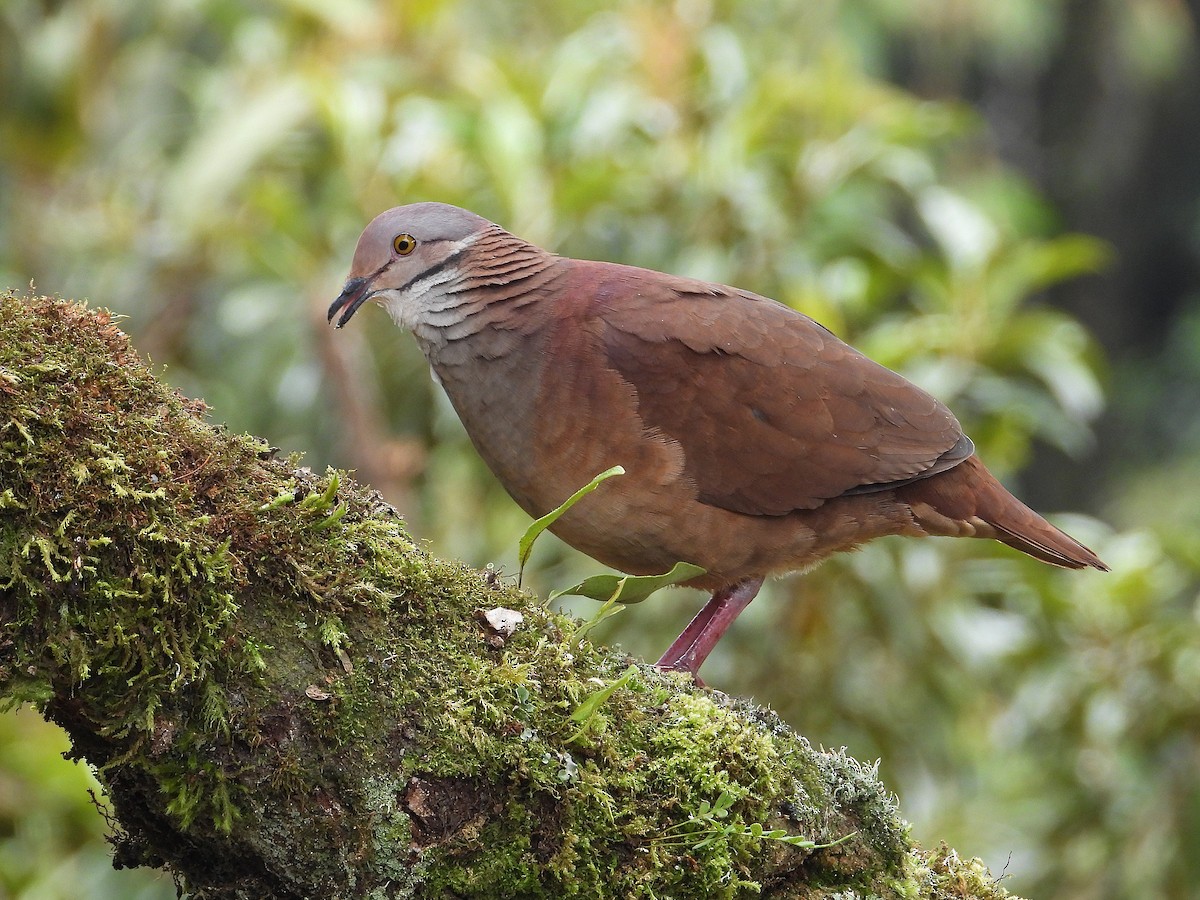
[327,202,493,329]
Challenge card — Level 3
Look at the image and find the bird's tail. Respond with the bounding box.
[898,455,1109,571]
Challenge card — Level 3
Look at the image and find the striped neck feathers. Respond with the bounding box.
[381,226,561,342]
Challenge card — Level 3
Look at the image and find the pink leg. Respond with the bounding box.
[655,578,765,678]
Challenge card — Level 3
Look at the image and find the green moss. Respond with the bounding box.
[887,844,1025,900]
[315,573,903,897]
[0,292,1015,898]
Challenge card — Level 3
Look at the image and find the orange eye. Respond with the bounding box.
[392,233,417,255]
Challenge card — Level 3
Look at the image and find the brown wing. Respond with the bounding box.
[595,266,971,516]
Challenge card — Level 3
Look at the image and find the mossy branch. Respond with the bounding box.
[0,292,1017,899]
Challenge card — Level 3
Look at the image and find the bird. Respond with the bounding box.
[328,202,1108,678]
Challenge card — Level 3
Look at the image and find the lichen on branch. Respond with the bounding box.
[0,291,1016,899]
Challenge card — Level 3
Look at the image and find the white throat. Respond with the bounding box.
[377,234,479,334]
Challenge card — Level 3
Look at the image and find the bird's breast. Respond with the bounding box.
[426,328,550,517]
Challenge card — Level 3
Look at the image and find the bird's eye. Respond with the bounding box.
[392,233,417,256]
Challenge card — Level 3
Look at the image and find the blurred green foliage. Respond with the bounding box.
[1,1,1197,898]
[0,710,175,899]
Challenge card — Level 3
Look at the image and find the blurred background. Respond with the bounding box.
[2,0,1198,897]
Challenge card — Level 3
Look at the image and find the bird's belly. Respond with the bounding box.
[543,470,927,589]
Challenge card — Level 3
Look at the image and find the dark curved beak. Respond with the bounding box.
[327,276,373,329]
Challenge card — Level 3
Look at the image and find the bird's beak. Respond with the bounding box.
[327,275,374,329]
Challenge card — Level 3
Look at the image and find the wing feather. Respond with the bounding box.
[595,270,970,516]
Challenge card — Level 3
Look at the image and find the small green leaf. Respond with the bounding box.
[517,465,624,586]
[300,470,340,512]
[569,664,638,724]
[549,561,706,605]
[570,580,627,645]
[258,489,296,511]
[779,835,816,848]
[566,664,639,743]
[712,790,734,818]
[310,503,348,530]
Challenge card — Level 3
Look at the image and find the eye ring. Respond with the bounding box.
[392,233,417,256]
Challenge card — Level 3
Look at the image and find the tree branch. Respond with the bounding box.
[0,291,1016,899]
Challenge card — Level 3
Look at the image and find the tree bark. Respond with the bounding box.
[0,291,1017,899]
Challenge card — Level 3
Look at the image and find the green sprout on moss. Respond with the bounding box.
[513,684,535,718]
[258,469,345,528]
[319,615,348,651]
[516,464,624,586]
[299,470,340,513]
[301,470,348,529]
[568,579,628,646]
[653,790,857,853]
[566,663,639,744]
[258,486,297,510]
[559,561,706,648]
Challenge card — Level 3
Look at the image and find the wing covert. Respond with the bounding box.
[598,275,969,516]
